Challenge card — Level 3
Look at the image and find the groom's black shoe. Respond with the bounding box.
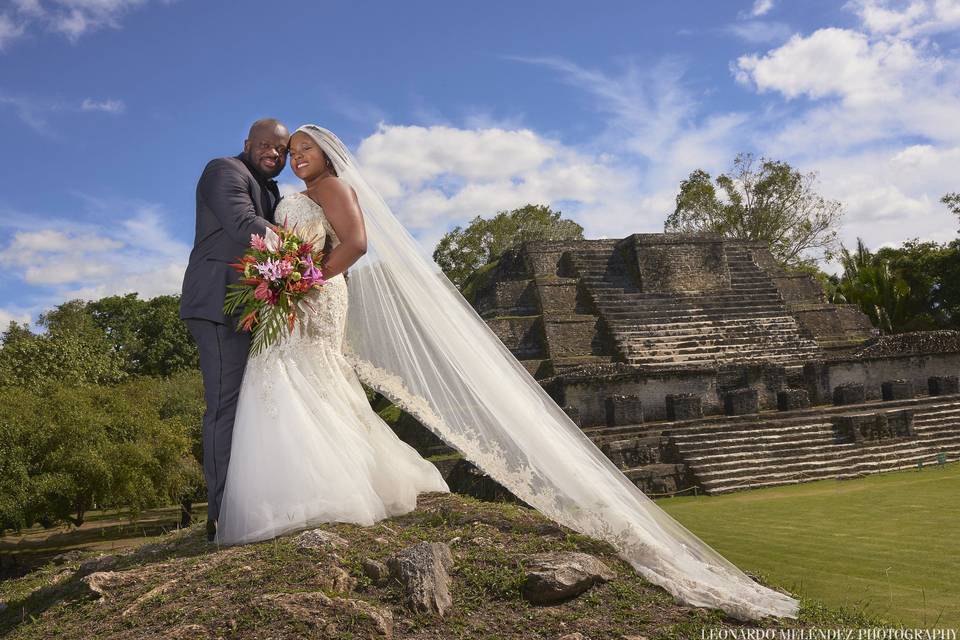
[206,518,217,543]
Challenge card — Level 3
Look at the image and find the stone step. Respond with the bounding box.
[625,346,818,363]
[609,316,803,332]
[626,347,819,364]
[622,331,816,349]
[704,455,960,494]
[692,434,960,484]
[619,330,810,347]
[674,418,960,459]
[591,290,784,303]
[684,431,960,471]
[598,300,792,322]
[582,397,960,439]
[600,303,796,324]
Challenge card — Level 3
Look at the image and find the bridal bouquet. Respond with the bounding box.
[223,223,327,355]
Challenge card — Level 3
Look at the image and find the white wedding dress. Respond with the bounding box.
[216,192,450,545]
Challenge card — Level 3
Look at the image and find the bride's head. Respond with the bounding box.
[289,129,338,182]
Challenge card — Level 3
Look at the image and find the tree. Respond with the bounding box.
[0,328,127,387]
[1,322,33,345]
[0,379,202,531]
[942,192,960,229]
[433,204,584,290]
[665,153,843,268]
[88,294,199,376]
[833,239,912,334]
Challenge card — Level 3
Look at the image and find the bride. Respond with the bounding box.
[216,125,800,622]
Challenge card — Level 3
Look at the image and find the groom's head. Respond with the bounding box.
[243,118,289,179]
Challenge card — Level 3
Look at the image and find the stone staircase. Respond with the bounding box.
[567,242,822,367]
[584,394,960,495]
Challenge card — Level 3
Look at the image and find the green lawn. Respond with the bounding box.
[656,462,960,629]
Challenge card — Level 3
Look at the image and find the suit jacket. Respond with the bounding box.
[179,155,277,323]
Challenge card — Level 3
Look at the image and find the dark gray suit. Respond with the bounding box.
[180,155,277,523]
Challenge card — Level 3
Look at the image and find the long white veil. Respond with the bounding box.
[296,125,800,621]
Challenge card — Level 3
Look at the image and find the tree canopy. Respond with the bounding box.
[665,153,843,268]
[433,204,584,290]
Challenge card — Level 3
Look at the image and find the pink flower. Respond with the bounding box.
[250,234,268,251]
[254,281,275,304]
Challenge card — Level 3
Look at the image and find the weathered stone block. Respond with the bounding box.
[599,436,665,469]
[928,375,960,396]
[881,379,914,401]
[887,409,916,438]
[605,394,643,427]
[834,410,915,444]
[665,393,703,421]
[723,388,759,415]
[777,389,810,411]
[832,383,865,406]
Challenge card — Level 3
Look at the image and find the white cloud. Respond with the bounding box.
[2,0,159,48]
[352,123,646,250]
[847,0,960,37]
[0,307,31,328]
[80,98,125,113]
[733,28,932,105]
[0,13,26,49]
[751,0,776,17]
[0,201,190,316]
[729,1,960,261]
[725,20,793,44]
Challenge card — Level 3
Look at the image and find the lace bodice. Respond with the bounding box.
[256,192,348,358]
[276,191,340,250]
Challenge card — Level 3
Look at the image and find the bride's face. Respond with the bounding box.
[289,132,331,182]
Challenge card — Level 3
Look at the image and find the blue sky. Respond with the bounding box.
[1,0,959,326]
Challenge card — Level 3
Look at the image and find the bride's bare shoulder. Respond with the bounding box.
[313,176,356,201]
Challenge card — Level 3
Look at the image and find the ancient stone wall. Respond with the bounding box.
[804,351,960,403]
[622,234,731,294]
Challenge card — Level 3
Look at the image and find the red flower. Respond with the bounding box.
[240,310,258,331]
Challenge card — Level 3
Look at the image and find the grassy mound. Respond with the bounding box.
[0,492,891,639]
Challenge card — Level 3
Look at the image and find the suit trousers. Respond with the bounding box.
[184,318,251,522]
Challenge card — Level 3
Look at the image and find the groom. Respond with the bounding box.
[180,118,289,541]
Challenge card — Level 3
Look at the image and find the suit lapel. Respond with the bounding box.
[231,155,267,220]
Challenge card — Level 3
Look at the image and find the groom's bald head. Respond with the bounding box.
[243,118,289,179]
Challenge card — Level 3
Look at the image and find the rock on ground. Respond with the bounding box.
[261,592,393,637]
[521,551,616,604]
[386,541,454,616]
[292,528,349,551]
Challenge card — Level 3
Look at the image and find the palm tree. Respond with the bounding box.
[833,239,911,334]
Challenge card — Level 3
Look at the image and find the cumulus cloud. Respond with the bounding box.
[0,201,190,322]
[1,0,161,48]
[847,0,960,37]
[351,123,646,250]
[729,0,960,260]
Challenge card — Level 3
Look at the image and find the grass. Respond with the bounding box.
[655,461,960,629]
[0,492,896,639]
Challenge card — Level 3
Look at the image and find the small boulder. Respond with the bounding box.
[386,542,454,616]
[559,634,588,640]
[51,550,84,565]
[362,558,390,586]
[78,554,119,576]
[521,551,616,604]
[293,528,348,551]
[81,570,141,602]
